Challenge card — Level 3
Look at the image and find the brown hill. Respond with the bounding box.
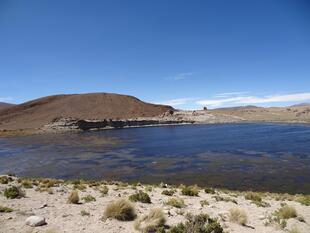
[0,102,14,111]
[0,93,173,130]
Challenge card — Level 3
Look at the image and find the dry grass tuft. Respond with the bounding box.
[181,185,199,196]
[134,208,166,233]
[104,199,136,221]
[229,208,248,226]
[165,197,185,208]
[276,205,297,219]
[129,190,151,203]
[67,190,79,204]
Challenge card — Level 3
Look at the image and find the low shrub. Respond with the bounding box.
[134,208,166,233]
[67,190,79,204]
[200,200,209,207]
[129,191,151,203]
[81,210,90,216]
[165,198,185,208]
[104,199,136,221]
[204,187,215,194]
[0,205,13,213]
[82,194,96,203]
[3,186,25,199]
[213,195,237,204]
[296,195,310,206]
[162,190,175,196]
[22,180,33,189]
[245,192,262,202]
[99,185,109,196]
[229,208,248,226]
[0,176,12,184]
[181,186,199,196]
[168,213,223,233]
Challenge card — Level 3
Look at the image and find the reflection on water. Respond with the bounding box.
[0,123,310,194]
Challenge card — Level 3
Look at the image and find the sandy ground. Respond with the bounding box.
[0,176,309,233]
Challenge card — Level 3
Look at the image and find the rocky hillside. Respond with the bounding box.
[0,93,173,130]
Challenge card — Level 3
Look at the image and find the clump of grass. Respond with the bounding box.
[0,205,13,213]
[245,192,262,202]
[67,190,79,204]
[82,194,96,203]
[162,189,175,196]
[81,210,90,216]
[104,199,136,221]
[21,180,33,189]
[145,185,153,192]
[244,192,270,207]
[296,195,310,206]
[168,213,223,233]
[129,190,151,203]
[275,205,297,219]
[73,183,87,191]
[99,185,109,196]
[134,208,166,233]
[204,187,215,194]
[3,186,25,199]
[181,185,199,196]
[0,176,12,184]
[165,197,185,208]
[213,195,237,204]
[200,200,209,207]
[229,208,248,226]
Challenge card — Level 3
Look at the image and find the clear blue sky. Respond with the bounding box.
[1,0,310,109]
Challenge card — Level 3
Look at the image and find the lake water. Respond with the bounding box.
[1,123,310,194]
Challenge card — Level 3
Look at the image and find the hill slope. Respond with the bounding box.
[0,102,14,111]
[0,93,173,130]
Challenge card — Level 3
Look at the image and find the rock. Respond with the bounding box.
[258,215,265,220]
[25,216,46,227]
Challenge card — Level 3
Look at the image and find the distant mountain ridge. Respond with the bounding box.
[0,93,173,130]
[0,102,15,111]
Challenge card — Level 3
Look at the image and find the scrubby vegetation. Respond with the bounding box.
[162,189,175,196]
[67,190,80,204]
[165,197,185,208]
[3,186,25,199]
[0,205,13,213]
[21,180,33,189]
[82,194,96,203]
[229,208,248,226]
[129,190,151,203]
[244,192,270,207]
[213,195,237,204]
[99,185,109,196]
[275,205,297,219]
[200,200,209,207]
[204,187,215,194]
[134,208,166,233]
[181,185,199,196]
[80,210,90,216]
[104,199,136,221]
[0,176,12,184]
[168,213,223,233]
[296,195,310,206]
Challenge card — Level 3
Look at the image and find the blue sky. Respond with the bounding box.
[0,0,310,109]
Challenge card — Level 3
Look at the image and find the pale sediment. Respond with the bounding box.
[0,175,310,233]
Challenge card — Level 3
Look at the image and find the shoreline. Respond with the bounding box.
[1,119,310,138]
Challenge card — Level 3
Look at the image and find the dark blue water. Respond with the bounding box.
[1,123,310,193]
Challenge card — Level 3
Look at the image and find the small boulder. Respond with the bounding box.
[25,216,46,227]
